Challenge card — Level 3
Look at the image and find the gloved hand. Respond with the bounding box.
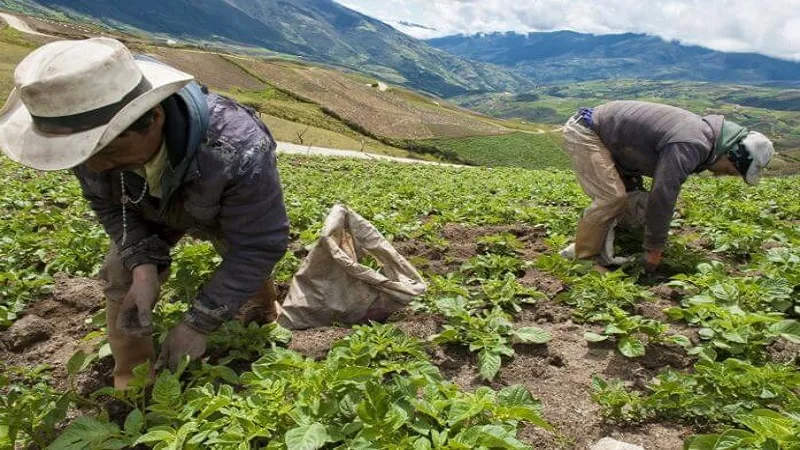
[644,248,663,272]
[117,264,160,336]
[156,321,208,372]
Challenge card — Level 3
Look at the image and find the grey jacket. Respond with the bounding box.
[592,101,724,250]
[73,83,289,332]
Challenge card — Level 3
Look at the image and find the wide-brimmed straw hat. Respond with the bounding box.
[0,37,193,171]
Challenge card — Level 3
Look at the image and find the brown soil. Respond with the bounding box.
[394,223,549,276]
[242,59,511,140]
[0,274,108,393]
[148,48,267,92]
[2,224,697,449]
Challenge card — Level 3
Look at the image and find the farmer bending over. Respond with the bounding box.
[0,38,289,389]
[561,101,774,271]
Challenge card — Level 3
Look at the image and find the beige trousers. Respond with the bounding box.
[562,116,628,259]
[100,246,278,389]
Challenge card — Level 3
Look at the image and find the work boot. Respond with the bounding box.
[236,279,280,325]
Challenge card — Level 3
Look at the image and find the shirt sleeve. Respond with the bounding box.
[184,140,289,332]
[643,142,707,250]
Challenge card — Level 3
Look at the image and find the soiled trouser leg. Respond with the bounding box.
[562,116,628,260]
[100,246,168,390]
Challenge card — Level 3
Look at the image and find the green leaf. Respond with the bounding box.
[134,428,174,445]
[667,334,692,348]
[47,417,121,450]
[151,371,181,407]
[689,345,718,362]
[431,328,459,344]
[584,332,609,342]
[685,430,754,450]
[454,425,528,449]
[736,409,796,439]
[770,320,800,343]
[497,385,536,407]
[284,422,330,450]
[478,350,502,380]
[618,337,645,358]
[514,327,551,344]
[413,437,432,450]
[66,350,94,379]
[721,331,748,344]
[605,325,626,335]
[123,409,144,435]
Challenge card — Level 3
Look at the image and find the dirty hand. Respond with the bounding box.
[117,264,160,336]
[644,248,663,272]
[156,321,208,372]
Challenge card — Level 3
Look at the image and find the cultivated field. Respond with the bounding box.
[1,156,798,449]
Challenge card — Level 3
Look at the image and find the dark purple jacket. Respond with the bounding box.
[73,83,289,332]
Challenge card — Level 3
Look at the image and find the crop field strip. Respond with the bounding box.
[1,155,798,448]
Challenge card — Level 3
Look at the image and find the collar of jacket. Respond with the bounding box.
[157,82,209,214]
[696,114,727,172]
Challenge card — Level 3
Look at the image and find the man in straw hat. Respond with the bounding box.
[560,101,775,272]
[0,38,289,389]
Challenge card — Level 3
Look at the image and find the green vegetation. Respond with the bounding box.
[422,131,569,169]
[1,155,799,448]
[454,80,800,170]
[2,12,800,448]
[0,25,36,99]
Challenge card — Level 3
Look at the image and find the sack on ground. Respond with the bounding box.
[278,204,427,330]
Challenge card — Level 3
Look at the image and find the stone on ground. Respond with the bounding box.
[591,438,645,450]
[1,314,54,351]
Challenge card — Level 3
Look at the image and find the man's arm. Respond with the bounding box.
[73,167,172,270]
[644,142,708,252]
[183,144,290,333]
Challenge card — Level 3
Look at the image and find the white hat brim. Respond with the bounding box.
[0,59,194,171]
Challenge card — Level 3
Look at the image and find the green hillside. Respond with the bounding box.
[422,132,567,170]
[453,80,800,171]
[0,0,530,97]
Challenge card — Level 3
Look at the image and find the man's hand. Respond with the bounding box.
[156,322,208,372]
[644,248,663,272]
[117,264,160,336]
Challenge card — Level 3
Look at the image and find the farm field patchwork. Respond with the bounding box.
[1,155,798,449]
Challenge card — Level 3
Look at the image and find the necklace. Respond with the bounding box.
[120,172,148,245]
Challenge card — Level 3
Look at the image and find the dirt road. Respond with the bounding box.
[0,12,53,37]
[276,141,465,167]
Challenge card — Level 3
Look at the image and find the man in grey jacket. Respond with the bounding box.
[561,101,774,271]
[0,38,289,388]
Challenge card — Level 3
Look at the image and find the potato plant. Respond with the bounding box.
[1,155,799,448]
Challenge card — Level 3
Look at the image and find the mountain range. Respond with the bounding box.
[0,0,529,97]
[2,0,799,94]
[427,31,800,86]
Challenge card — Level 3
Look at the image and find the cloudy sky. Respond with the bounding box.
[335,0,800,61]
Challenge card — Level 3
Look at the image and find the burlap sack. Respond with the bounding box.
[278,204,427,330]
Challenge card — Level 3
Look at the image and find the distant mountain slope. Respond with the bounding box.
[0,0,530,97]
[427,31,800,86]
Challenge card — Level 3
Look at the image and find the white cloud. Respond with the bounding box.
[335,0,800,61]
